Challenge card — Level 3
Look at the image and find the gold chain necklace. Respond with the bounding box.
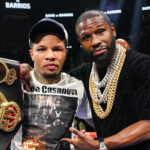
[89,48,126,119]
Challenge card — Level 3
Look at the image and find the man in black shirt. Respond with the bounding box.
[61,10,150,150]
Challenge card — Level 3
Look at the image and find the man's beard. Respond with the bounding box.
[88,37,116,68]
[43,72,60,79]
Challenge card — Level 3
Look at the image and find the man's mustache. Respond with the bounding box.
[92,46,108,53]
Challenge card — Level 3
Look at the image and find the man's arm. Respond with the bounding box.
[61,120,150,150]
[105,120,150,149]
[20,63,33,91]
[61,127,99,150]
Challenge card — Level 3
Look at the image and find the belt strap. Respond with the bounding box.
[0,57,23,150]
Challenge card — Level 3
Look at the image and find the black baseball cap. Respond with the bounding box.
[29,18,68,47]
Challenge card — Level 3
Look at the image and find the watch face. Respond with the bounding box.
[99,140,108,150]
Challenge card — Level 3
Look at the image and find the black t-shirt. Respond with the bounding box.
[69,49,150,150]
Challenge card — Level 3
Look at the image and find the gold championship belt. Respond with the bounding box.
[0,57,23,150]
[0,92,21,132]
[0,59,17,85]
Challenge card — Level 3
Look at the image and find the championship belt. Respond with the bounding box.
[0,57,23,150]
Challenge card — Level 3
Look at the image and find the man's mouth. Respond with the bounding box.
[44,64,58,70]
[93,48,107,56]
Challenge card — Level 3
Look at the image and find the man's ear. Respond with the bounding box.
[29,49,34,61]
[111,23,116,37]
[66,49,68,54]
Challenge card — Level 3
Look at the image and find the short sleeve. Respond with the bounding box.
[76,90,92,120]
[11,126,22,150]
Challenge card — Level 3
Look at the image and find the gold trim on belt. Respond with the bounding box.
[0,92,21,132]
[0,60,21,132]
[0,60,17,85]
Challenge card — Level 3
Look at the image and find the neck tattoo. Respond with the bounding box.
[34,70,60,84]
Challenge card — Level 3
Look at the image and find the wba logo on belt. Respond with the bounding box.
[0,57,23,150]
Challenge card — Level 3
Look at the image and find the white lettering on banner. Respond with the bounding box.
[45,13,74,18]
[142,6,150,11]
[5,2,31,9]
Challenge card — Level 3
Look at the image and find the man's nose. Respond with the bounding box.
[91,34,101,49]
[45,49,56,61]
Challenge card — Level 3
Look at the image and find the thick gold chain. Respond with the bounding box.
[89,49,126,119]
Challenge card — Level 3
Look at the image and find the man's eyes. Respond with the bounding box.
[96,29,104,34]
[37,48,46,51]
[53,47,63,51]
[36,47,64,52]
[81,35,91,41]
[81,29,105,41]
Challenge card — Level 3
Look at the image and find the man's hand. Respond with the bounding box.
[61,127,99,150]
[20,63,33,91]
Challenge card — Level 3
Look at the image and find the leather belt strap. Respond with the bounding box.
[0,57,23,150]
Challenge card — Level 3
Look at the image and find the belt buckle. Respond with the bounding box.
[0,92,21,132]
[0,60,17,85]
